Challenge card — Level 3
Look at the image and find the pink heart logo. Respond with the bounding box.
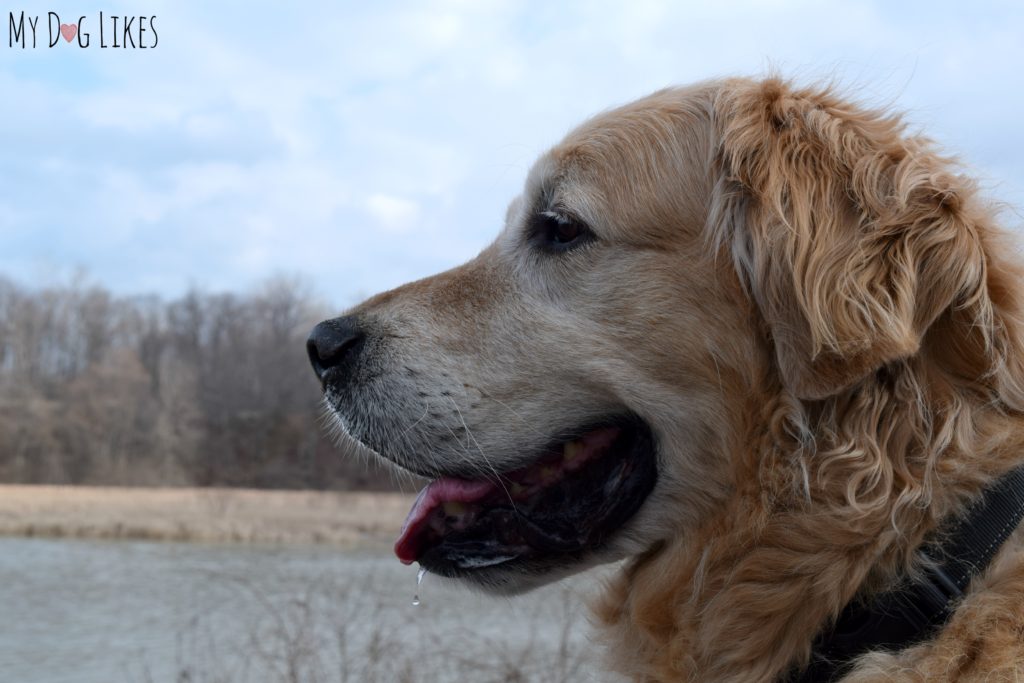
[60,23,77,43]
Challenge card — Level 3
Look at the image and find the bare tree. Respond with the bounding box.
[0,273,395,490]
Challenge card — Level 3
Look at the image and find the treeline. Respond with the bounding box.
[0,274,395,490]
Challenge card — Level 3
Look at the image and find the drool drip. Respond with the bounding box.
[412,565,426,606]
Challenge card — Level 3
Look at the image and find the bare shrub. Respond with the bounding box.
[139,570,604,683]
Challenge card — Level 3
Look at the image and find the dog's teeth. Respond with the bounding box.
[563,440,584,462]
[443,501,467,516]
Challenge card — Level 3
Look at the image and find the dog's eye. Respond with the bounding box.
[532,211,594,253]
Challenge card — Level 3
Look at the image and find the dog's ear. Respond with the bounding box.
[712,79,988,400]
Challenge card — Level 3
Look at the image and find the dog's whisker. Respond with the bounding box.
[445,395,518,512]
[468,384,548,441]
[398,403,431,441]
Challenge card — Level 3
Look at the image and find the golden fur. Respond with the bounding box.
[330,77,1024,681]
[594,78,1024,681]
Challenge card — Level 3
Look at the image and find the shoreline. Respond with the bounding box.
[0,484,415,547]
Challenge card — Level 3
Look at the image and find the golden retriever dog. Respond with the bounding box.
[307,77,1024,681]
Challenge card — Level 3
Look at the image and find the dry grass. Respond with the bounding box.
[0,484,415,546]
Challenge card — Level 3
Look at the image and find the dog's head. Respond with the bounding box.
[308,78,990,594]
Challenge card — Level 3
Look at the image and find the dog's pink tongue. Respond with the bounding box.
[394,477,496,564]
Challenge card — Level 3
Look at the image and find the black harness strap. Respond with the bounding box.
[788,465,1024,683]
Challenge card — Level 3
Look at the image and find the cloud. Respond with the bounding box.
[366,194,421,234]
[1,0,1022,304]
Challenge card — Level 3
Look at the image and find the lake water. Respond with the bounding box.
[0,538,622,683]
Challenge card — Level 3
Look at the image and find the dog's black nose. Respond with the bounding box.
[306,316,366,384]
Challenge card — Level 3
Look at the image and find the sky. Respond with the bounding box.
[1,0,1022,308]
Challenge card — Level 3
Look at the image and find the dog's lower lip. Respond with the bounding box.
[393,416,658,575]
